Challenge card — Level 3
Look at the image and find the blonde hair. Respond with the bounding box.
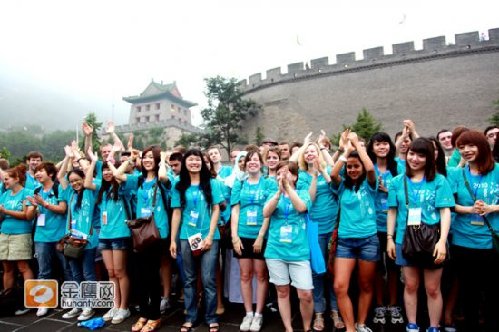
[297,142,326,171]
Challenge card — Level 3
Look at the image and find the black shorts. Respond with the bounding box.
[377,232,398,273]
[233,237,266,260]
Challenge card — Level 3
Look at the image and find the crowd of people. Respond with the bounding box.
[0,120,498,332]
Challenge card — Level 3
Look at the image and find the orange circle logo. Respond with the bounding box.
[24,279,58,308]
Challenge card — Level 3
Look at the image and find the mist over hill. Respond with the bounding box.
[0,70,128,132]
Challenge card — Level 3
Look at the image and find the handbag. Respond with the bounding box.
[125,184,161,252]
[462,169,499,254]
[62,194,91,259]
[306,214,326,275]
[401,176,444,267]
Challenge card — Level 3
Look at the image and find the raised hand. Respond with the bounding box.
[82,122,93,136]
[106,121,115,134]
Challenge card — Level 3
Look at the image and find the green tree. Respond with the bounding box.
[0,147,11,160]
[330,108,382,146]
[201,76,261,155]
[489,99,499,125]
[176,133,202,149]
[83,112,103,152]
[255,127,264,146]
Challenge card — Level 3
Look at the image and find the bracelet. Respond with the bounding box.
[320,147,327,151]
[387,233,394,238]
[339,155,347,163]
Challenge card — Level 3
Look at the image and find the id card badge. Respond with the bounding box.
[279,225,293,243]
[246,209,258,226]
[407,207,422,226]
[141,207,152,218]
[102,211,108,225]
[189,210,199,227]
[36,213,46,227]
[470,214,485,226]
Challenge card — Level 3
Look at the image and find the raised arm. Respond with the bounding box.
[158,151,170,183]
[349,132,376,187]
[83,151,98,190]
[57,145,74,189]
[82,122,94,160]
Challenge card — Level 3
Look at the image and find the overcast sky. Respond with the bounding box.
[0,0,498,128]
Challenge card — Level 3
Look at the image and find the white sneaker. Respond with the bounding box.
[62,308,82,319]
[160,297,171,313]
[355,323,373,332]
[249,315,263,332]
[111,308,131,324]
[77,308,95,321]
[388,306,404,324]
[102,307,118,321]
[14,308,30,316]
[240,314,254,332]
[36,307,49,317]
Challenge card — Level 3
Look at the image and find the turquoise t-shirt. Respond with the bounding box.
[374,164,404,232]
[395,157,406,173]
[171,178,224,240]
[124,175,170,239]
[63,187,99,249]
[447,149,462,167]
[34,184,67,242]
[264,190,312,261]
[387,174,455,245]
[447,165,499,249]
[95,183,132,240]
[0,188,34,234]
[25,172,41,191]
[217,165,232,225]
[337,178,378,239]
[297,167,338,234]
[230,177,272,239]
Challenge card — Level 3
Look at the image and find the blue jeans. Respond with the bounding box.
[67,248,97,283]
[312,233,338,312]
[180,239,219,325]
[34,241,72,281]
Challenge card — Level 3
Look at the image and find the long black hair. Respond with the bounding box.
[96,161,121,205]
[68,169,85,210]
[428,137,447,177]
[344,151,366,192]
[367,132,398,177]
[175,149,213,208]
[405,138,436,181]
[141,145,162,178]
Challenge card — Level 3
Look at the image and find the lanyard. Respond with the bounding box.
[282,196,292,223]
[141,178,156,207]
[191,185,201,208]
[465,166,483,199]
[407,176,426,207]
[245,178,263,205]
[374,164,388,180]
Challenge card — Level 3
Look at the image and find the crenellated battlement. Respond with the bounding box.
[240,28,499,92]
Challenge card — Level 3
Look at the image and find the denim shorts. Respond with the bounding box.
[266,259,314,290]
[98,237,130,250]
[336,234,380,262]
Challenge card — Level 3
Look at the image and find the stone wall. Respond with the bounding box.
[240,28,499,141]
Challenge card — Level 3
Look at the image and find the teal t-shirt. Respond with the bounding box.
[124,175,170,239]
[171,178,224,240]
[387,174,455,245]
[297,167,338,234]
[63,187,99,249]
[96,183,132,240]
[264,190,312,261]
[395,157,406,173]
[0,188,34,234]
[25,172,41,191]
[447,149,462,167]
[374,164,404,232]
[447,165,499,249]
[217,165,232,225]
[34,184,67,242]
[337,178,378,239]
[230,177,272,239]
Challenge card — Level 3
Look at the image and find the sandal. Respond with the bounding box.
[331,310,345,329]
[140,319,161,332]
[132,317,147,332]
[209,323,220,332]
[180,322,193,332]
[313,313,325,331]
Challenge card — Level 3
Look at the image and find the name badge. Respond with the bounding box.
[102,211,108,225]
[246,209,257,226]
[189,210,199,227]
[37,213,46,227]
[407,207,422,226]
[141,208,152,218]
[279,225,293,243]
[470,214,485,226]
[380,198,388,212]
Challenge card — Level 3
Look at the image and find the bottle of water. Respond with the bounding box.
[77,317,105,330]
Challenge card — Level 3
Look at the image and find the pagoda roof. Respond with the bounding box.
[123,80,197,108]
